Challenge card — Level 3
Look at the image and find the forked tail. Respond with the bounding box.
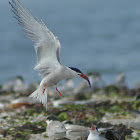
[29,85,48,109]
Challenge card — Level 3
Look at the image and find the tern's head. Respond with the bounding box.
[69,67,91,87]
[90,123,98,134]
[63,120,73,125]
[45,116,57,125]
[88,123,100,140]
[55,122,66,133]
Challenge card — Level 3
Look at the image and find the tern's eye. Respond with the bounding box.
[96,127,98,131]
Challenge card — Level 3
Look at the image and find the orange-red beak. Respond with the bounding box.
[91,122,95,130]
[78,74,91,88]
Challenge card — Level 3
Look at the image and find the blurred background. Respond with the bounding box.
[0,0,140,87]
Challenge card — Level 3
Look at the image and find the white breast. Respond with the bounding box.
[40,66,77,87]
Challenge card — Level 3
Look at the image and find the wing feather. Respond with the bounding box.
[9,0,62,78]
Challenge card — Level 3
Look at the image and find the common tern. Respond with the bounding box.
[87,123,101,140]
[63,120,90,139]
[9,0,91,109]
[45,116,57,125]
[46,120,66,139]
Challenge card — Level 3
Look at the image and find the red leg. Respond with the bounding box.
[56,87,63,97]
[43,83,46,94]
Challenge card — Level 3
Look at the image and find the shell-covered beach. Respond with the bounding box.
[0,74,140,140]
[1,0,140,139]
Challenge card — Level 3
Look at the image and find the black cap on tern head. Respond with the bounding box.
[69,67,91,88]
[63,120,73,125]
[46,116,57,121]
[69,67,82,74]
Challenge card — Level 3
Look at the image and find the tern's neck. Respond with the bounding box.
[88,130,100,140]
[46,120,53,125]
[63,66,77,78]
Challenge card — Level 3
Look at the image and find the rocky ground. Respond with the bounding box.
[0,74,140,140]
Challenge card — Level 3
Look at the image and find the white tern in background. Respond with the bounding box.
[9,0,91,109]
[87,123,101,140]
[46,121,66,139]
[45,116,57,125]
[63,120,90,139]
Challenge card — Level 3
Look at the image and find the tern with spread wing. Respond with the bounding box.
[9,0,91,109]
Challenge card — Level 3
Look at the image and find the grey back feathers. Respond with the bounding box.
[46,121,66,137]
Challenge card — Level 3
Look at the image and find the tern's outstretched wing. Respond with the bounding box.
[9,0,61,78]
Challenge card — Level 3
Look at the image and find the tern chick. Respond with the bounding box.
[9,0,91,109]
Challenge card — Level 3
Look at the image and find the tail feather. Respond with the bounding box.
[29,85,48,109]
